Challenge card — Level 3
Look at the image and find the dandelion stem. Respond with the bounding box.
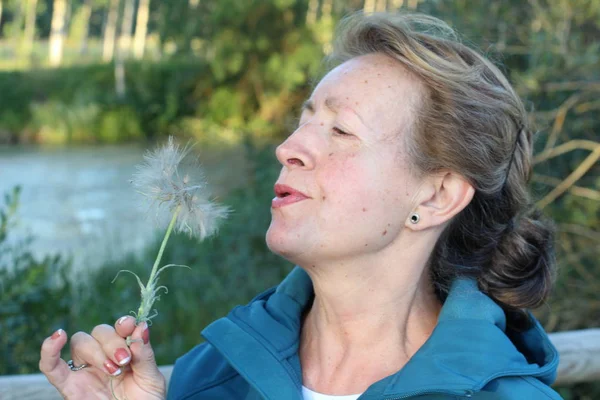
[136,204,181,322]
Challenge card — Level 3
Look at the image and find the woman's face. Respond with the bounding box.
[266,53,425,265]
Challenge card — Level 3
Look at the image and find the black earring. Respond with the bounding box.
[410,213,420,224]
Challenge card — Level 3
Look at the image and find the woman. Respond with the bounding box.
[40,12,562,400]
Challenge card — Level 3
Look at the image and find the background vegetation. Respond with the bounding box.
[0,0,598,398]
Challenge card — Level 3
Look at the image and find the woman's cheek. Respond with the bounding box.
[320,156,372,208]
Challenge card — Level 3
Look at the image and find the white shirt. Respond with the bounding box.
[302,385,362,400]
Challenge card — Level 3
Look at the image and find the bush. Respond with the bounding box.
[0,186,74,375]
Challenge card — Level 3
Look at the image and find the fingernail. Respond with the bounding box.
[51,329,64,339]
[114,348,131,365]
[104,359,122,376]
[117,316,128,325]
[142,323,150,345]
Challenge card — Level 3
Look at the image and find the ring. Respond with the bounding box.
[67,359,88,371]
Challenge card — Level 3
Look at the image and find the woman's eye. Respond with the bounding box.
[332,127,351,136]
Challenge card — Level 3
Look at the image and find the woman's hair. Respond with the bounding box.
[327,12,556,332]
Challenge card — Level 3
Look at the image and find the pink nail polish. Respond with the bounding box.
[104,359,121,376]
[51,329,63,339]
[114,348,130,365]
[142,323,150,345]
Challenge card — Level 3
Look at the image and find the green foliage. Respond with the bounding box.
[98,107,143,143]
[0,186,74,375]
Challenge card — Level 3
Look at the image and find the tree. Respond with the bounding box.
[306,0,319,25]
[115,0,134,97]
[0,1,4,33]
[375,0,388,12]
[49,0,67,66]
[103,0,120,62]
[133,0,150,59]
[77,0,94,54]
[390,0,404,10]
[22,0,38,61]
[118,0,135,57]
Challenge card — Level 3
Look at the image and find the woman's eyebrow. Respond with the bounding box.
[301,100,315,112]
[302,97,371,130]
[303,98,361,117]
[302,98,345,114]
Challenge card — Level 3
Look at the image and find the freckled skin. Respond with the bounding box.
[266,53,424,265]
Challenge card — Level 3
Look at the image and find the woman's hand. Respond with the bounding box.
[39,316,166,400]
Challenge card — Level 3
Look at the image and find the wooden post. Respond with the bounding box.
[551,328,600,384]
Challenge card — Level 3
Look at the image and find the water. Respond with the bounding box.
[0,144,247,274]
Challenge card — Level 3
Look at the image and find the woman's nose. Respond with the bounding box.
[275,131,315,170]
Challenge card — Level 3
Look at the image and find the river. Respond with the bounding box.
[0,144,248,274]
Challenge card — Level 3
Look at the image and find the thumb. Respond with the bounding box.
[128,322,162,382]
[39,329,70,389]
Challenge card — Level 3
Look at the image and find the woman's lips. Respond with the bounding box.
[272,183,310,208]
[271,193,309,208]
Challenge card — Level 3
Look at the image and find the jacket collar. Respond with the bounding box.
[202,266,559,399]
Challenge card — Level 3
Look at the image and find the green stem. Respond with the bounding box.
[136,205,181,320]
[149,205,181,287]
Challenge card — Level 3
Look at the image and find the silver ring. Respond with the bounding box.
[67,359,88,371]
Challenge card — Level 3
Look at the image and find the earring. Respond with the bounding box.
[410,212,420,224]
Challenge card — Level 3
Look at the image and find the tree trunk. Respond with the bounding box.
[133,0,150,59]
[363,0,376,14]
[103,0,120,62]
[0,1,4,31]
[78,0,93,54]
[49,0,67,66]
[407,0,420,9]
[306,0,319,25]
[375,0,388,12]
[320,0,332,21]
[22,0,38,60]
[118,0,135,58]
[390,0,404,10]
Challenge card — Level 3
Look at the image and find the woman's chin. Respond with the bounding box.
[266,230,305,262]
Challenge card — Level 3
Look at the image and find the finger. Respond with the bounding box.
[40,329,70,388]
[70,330,123,377]
[115,315,136,338]
[127,321,164,386]
[91,323,133,368]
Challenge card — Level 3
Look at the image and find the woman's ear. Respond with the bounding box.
[406,171,475,231]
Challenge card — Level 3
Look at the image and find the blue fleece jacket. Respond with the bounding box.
[167,267,562,399]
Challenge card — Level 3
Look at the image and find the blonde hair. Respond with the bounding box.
[328,12,556,331]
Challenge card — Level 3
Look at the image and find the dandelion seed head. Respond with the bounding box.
[132,136,229,240]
